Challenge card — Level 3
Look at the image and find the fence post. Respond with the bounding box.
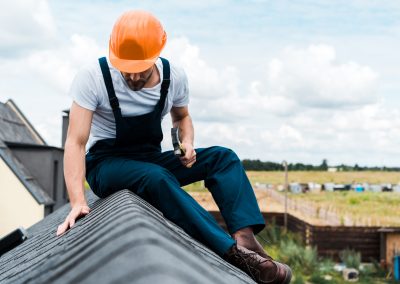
[283,160,288,233]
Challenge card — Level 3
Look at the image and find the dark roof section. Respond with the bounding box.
[0,99,46,145]
[0,146,53,206]
[5,142,62,150]
[0,190,255,284]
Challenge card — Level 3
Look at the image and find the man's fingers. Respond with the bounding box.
[180,150,196,163]
[181,156,196,167]
[56,220,69,236]
[56,205,91,237]
[186,157,197,168]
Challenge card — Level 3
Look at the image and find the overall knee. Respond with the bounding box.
[210,146,240,165]
[141,167,178,194]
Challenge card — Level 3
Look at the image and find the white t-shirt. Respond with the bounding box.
[69,57,189,150]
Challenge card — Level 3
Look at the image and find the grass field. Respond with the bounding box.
[184,171,400,191]
[247,171,400,226]
[183,171,400,226]
[287,190,400,226]
[246,171,400,185]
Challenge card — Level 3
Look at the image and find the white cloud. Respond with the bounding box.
[162,37,240,99]
[257,44,379,109]
[0,33,104,147]
[1,34,104,94]
[24,34,105,92]
[0,0,399,167]
[0,0,56,54]
[160,39,400,166]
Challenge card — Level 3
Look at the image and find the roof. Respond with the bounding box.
[378,228,400,233]
[5,142,63,151]
[0,99,46,145]
[0,144,53,205]
[0,99,53,205]
[0,190,255,284]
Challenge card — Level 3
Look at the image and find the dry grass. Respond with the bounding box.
[246,171,400,185]
[247,171,400,226]
[184,171,400,191]
[184,171,400,226]
[287,191,400,226]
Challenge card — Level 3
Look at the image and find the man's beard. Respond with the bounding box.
[127,79,147,91]
[124,66,154,91]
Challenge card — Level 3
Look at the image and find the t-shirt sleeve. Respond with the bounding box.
[68,67,99,111]
[172,66,189,107]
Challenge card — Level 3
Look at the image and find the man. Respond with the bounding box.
[57,10,291,284]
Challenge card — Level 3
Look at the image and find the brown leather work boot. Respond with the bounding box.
[225,244,292,284]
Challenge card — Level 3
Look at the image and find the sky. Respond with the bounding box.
[1,0,399,167]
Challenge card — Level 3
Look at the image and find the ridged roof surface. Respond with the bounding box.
[0,190,255,284]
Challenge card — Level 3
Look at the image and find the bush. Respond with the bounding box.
[256,225,393,283]
[277,239,319,275]
[339,249,361,269]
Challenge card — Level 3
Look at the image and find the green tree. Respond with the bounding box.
[320,159,328,171]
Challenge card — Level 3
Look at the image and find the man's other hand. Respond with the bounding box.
[180,142,196,168]
[56,204,91,236]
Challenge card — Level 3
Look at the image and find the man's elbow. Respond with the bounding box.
[64,135,87,152]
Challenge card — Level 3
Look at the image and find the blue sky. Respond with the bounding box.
[1,0,399,167]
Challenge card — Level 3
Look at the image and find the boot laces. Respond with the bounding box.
[232,246,267,280]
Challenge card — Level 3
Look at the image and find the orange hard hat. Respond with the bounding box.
[109,10,167,73]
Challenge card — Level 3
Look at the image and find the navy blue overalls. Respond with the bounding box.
[85,57,265,256]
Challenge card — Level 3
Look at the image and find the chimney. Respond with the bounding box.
[62,110,70,148]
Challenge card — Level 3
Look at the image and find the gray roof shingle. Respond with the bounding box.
[0,100,45,145]
[0,190,255,284]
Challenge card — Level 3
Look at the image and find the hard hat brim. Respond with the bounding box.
[109,47,158,73]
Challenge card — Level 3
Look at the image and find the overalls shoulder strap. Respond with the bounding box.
[98,57,171,113]
[98,57,122,118]
[159,57,170,107]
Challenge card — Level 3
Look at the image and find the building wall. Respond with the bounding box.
[9,148,67,213]
[0,158,44,238]
[386,233,400,266]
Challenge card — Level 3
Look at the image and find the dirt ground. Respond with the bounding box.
[189,189,283,212]
[189,189,335,225]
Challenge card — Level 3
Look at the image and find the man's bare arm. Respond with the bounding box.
[56,102,93,236]
[170,106,196,168]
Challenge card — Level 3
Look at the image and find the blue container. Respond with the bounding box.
[395,255,400,281]
[355,185,364,192]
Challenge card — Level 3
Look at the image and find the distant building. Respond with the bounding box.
[289,183,302,194]
[369,184,383,193]
[328,167,338,172]
[323,183,335,192]
[0,99,67,237]
[308,182,322,193]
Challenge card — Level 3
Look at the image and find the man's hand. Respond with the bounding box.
[180,142,196,168]
[56,204,91,236]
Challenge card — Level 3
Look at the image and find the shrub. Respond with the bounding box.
[278,239,319,275]
[339,249,361,269]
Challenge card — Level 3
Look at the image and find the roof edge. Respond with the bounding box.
[5,142,63,151]
[5,99,47,146]
[0,149,54,206]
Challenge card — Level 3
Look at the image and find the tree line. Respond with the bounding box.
[241,159,400,171]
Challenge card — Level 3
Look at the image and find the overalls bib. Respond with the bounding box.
[84,57,265,256]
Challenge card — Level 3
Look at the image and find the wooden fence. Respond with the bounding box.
[209,211,381,262]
